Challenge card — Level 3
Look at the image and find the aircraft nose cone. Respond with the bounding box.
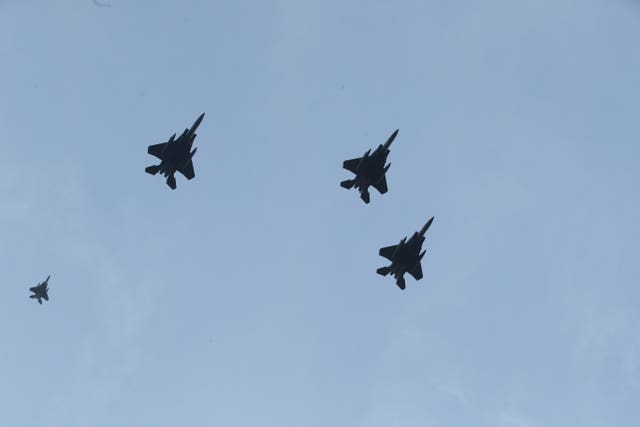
[420,216,434,235]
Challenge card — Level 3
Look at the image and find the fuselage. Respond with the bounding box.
[388,234,424,275]
[353,146,389,188]
[158,134,194,176]
[30,283,48,303]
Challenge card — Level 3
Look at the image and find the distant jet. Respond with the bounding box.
[377,217,434,290]
[340,129,398,203]
[29,275,50,304]
[146,113,204,189]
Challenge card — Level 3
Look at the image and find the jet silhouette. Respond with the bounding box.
[146,113,204,189]
[340,129,398,203]
[29,275,50,304]
[377,217,434,290]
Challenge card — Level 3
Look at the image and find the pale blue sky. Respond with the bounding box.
[1,1,639,426]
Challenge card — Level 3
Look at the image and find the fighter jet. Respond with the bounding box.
[340,129,398,203]
[29,275,50,304]
[377,217,434,290]
[145,113,204,189]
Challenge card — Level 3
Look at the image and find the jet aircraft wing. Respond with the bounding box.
[43,294,49,301]
[148,143,167,159]
[29,286,38,293]
[379,244,397,261]
[408,263,423,281]
[343,157,362,174]
[178,160,195,180]
[372,176,388,195]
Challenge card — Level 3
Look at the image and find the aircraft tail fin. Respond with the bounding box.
[166,174,177,190]
[340,180,354,189]
[145,165,161,175]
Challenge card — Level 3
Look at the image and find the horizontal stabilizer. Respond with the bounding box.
[396,276,406,290]
[145,165,161,175]
[360,189,370,204]
[166,174,177,190]
[340,180,354,189]
[377,267,390,276]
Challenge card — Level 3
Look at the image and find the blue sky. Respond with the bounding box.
[1,1,639,426]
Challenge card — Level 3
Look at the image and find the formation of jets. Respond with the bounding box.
[341,129,435,290]
[28,117,435,303]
